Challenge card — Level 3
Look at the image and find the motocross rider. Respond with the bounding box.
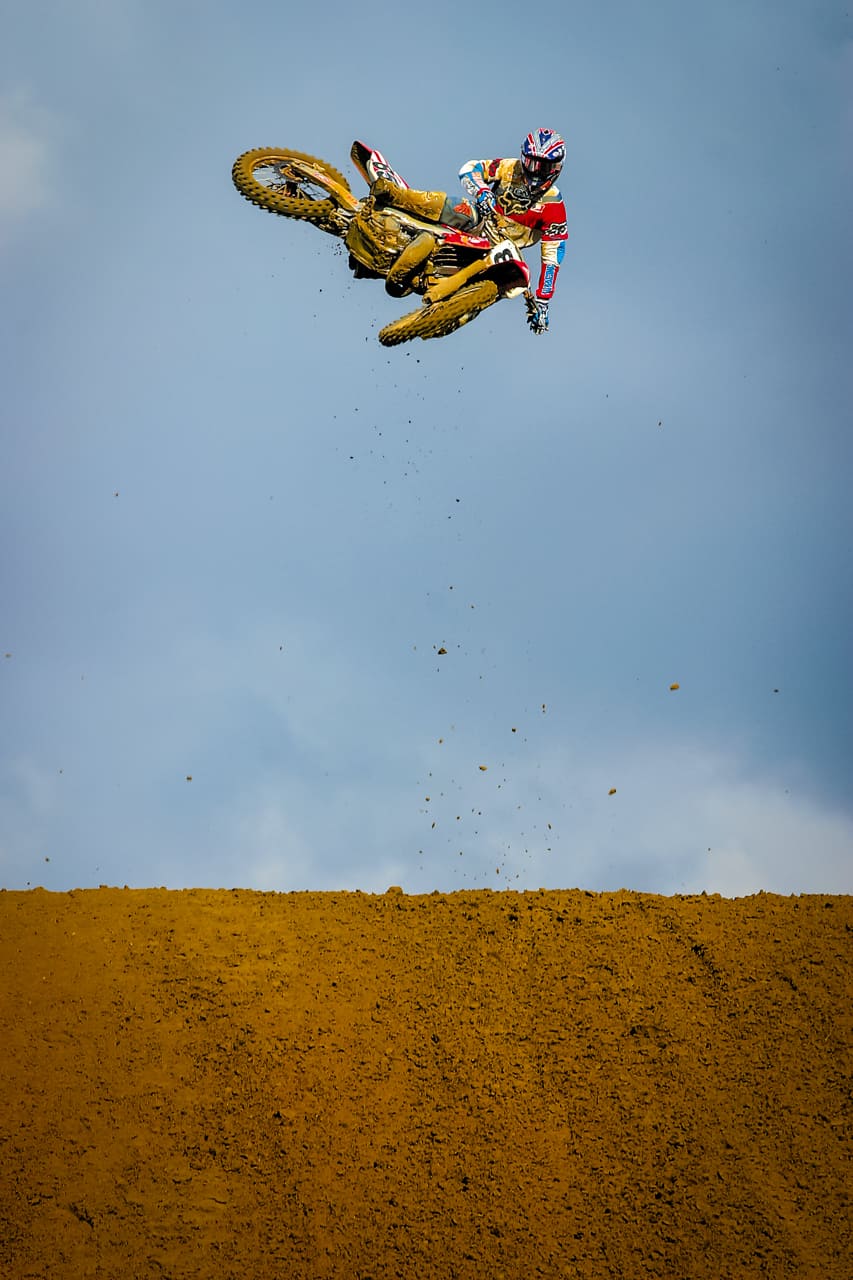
[372,129,568,334]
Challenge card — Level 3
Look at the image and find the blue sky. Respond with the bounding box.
[2,0,851,895]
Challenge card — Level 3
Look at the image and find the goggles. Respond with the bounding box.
[521,155,561,184]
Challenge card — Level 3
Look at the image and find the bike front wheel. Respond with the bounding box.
[378,281,500,346]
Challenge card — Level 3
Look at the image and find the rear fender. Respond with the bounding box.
[350,141,409,190]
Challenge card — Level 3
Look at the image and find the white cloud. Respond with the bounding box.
[0,92,57,235]
[173,734,853,898]
[490,739,853,897]
[691,775,853,896]
[2,609,850,897]
[2,717,850,897]
[231,785,321,890]
[0,756,63,881]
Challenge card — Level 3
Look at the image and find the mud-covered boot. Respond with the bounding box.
[371,178,446,222]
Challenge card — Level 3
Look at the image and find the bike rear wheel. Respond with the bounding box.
[231,148,354,231]
[378,281,500,346]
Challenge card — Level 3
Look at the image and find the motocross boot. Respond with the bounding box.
[371,178,445,222]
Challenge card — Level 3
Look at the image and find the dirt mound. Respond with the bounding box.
[1,887,850,1278]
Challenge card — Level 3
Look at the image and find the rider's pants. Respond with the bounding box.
[436,195,478,231]
[376,182,478,232]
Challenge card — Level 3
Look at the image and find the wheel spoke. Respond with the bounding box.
[252,161,329,203]
[232,147,351,233]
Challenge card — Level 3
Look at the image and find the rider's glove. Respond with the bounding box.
[475,187,497,217]
[527,297,550,335]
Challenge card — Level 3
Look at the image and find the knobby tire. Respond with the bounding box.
[378,281,500,346]
[231,148,351,230]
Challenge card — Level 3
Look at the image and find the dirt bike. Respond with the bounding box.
[231,141,534,346]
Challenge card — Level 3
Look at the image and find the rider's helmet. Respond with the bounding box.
[520,129,565,192]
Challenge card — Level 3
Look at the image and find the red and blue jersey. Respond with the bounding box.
[459,157,568,300]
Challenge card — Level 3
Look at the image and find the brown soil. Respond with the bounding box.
[1,887,850,1279]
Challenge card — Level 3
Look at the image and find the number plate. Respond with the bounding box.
[489,239,523,266]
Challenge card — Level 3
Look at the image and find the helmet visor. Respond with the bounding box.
[521,154,561,186]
